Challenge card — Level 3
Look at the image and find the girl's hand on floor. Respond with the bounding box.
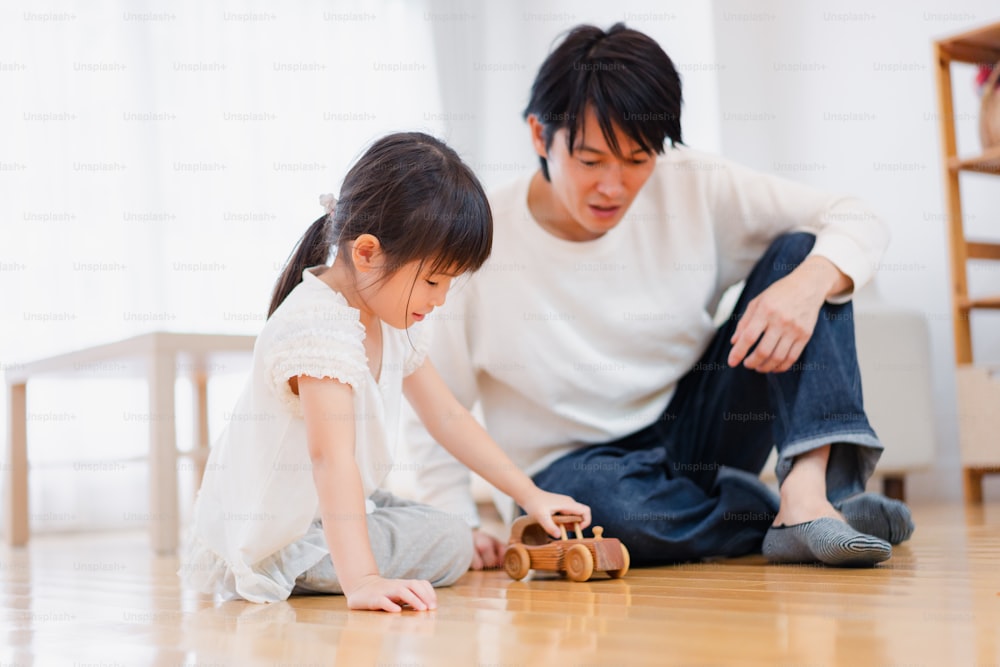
[345,574,437,612]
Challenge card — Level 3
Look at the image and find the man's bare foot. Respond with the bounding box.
[772,445,843,527]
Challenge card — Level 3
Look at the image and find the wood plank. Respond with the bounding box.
[966,242,1000,260]
[934,42,974,364]
[147,351,178,554]
[3,383,28,545]
[939,41,1000,66]
[3,332,255,384]
[959,295,1000,309]
[1,503,999,666]
[949,145,1000,174]
[937,21,1000,64]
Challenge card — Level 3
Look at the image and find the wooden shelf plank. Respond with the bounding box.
[948,145,1000,174]
[959,295,1000,309]
[937,22,1000,64]
[966,241,1000,260]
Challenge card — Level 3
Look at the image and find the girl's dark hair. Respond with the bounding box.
[523,23,683,180]
[268,132,493,317]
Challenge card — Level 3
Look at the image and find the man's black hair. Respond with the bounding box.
[523,23,683,180]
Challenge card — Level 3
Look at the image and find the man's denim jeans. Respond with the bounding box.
[532,233,882,565]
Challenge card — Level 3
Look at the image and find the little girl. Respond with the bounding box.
[181,132,590,612]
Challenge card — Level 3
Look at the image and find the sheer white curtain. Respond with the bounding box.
[0,0,444,533]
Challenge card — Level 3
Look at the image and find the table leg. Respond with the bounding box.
[963,467,984,505]
[4,383,28,546]
[149,353,178,554]
[193,371,209,485]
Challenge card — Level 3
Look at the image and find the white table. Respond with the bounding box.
[5,332,255,553]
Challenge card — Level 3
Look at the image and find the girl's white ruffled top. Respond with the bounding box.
[181,267,428,602]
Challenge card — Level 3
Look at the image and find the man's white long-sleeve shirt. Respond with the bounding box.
[404,147,890,525]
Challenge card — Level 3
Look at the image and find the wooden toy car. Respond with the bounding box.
[503,514,630,582]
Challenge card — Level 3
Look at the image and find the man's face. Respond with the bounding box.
[530,108,657,241]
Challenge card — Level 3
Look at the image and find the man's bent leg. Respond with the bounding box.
[532,435,778,566]
[732,233,904,562]
[667,233,880,493]
[662,233,909,559]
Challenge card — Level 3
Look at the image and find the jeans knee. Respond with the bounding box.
[766,232,816,273]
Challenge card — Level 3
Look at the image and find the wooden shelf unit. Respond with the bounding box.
[933,22,1000,503]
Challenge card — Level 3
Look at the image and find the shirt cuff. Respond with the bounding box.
[808,233,874,305]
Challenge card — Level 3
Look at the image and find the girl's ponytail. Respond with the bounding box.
[267,212,333,318]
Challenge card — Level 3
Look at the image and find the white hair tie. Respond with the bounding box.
[318,193,338,215]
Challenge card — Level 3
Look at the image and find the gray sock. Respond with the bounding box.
[763,517,892,567]
[836,493,914,545]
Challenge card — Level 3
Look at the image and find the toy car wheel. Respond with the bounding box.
[607,543,630,579]
[565,544,594,582]
[504,544,531,581]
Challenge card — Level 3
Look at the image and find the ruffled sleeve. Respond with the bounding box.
[262,296,368,416]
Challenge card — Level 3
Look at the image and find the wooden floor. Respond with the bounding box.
[3,503,999,666]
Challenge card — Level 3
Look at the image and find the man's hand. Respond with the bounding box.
[728,256,851,373]
[471,529,505,570]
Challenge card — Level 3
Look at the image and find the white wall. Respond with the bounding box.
[712,0,1000,501]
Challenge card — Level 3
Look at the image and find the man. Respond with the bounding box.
[407,23,913,568]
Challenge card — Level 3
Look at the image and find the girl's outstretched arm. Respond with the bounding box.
[298,375,437,612]
[403,360,591,538]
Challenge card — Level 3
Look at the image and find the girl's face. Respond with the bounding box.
[364,260,456,330]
